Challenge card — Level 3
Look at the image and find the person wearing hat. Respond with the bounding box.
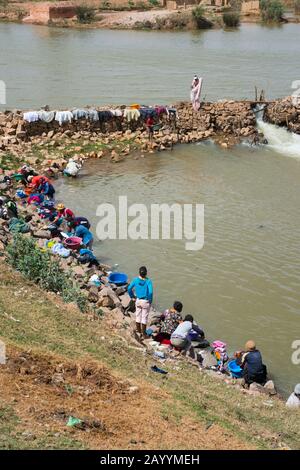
[241,340,267,385]
[55,203,74,221]
[286,384,300,408]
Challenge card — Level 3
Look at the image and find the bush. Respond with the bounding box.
[76,5,96,23]
[259,0,284,22]
[7,234,88,312]
[295,0,300,13]
[148,0,160,6]
[192,6,213,29]
[223,12,240,27]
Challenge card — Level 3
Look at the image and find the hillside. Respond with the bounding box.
[0,259,299,450]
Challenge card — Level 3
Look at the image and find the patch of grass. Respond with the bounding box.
[0,261,299,450]
[7,235,88,312]
[259,0,284,22]
[76,5,96,24]
[0,402,85,449]
[192,6,213,29]
[222,11,240,27]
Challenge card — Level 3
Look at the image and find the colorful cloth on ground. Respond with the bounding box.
[8,217,30,234]
[51,242,70,258]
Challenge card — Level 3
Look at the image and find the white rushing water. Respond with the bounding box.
[257,119,300,159]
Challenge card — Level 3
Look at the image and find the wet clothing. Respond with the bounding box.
[241,349,267,385]
[128,277,153,303]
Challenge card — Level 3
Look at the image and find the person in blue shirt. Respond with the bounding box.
[78,248,99,267]
[38,180,55,199]
[128,266,153,340]
[69,221,93,249]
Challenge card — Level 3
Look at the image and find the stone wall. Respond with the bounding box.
[23,2,76,25]
[241,0,260,15]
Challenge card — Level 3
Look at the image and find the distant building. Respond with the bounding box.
[23,2,76,25]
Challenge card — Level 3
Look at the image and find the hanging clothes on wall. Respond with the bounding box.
[72,109,88,120]
[38,110,55,123]
[124,108,141,122]
[110,109,123,117]
[87,109,99,121]
[23,111,40,123]
[98,110,113,122]
[55,111,73,126]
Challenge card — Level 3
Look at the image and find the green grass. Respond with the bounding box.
[0,261,299,449]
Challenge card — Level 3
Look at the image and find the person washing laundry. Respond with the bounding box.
[286,384,300,408]
[64,158,82,177]
[128,266,153,340]
[190,75,203,111]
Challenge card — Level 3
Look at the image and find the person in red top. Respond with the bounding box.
[28,175,50,188]
[146,116,154,146]
[54,203,75,225]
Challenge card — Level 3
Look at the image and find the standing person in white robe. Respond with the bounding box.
[190,75,203,111]
[64,158,82,177]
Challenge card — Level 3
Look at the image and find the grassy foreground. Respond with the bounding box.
[0,258,299,450]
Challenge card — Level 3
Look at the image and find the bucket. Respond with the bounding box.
[228,360,243,379]
[108,272,128,286]
[64,236,82,250]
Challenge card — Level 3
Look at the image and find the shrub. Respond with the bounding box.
[149,0,160,6]
[128,0,135,8]
[192,6,213,29]
[295,0,300,13]
[76,5,96,23]
[7,234,88,312]
[222,12,240,27]
[259,0,284,22]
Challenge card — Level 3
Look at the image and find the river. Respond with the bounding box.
[56,135,300,396]
[1,22,300,395]
[0,22,300,108]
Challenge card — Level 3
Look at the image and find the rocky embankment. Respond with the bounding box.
[265,96,300,134]
[2,98,299,172]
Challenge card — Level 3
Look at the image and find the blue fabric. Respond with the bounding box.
[75,225,93,245]
[79,248,97,260]
[127,277,153,303]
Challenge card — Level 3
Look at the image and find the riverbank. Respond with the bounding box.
[1,259,299,449]
[1,1,300,31]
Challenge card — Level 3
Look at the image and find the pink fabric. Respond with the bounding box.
[135,299,151,325]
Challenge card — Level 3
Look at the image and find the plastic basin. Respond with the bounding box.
[108,272,128,286]
[64,236,82,250]
[228,360,243,378]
